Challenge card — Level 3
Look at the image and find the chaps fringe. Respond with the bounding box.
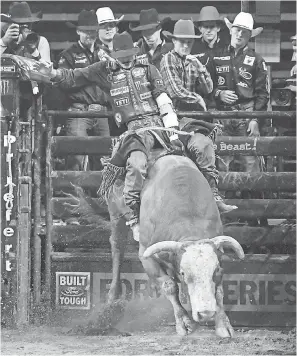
[97,163,126,199]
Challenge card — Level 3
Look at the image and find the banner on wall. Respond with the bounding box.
[92,273,296,313]
[56,272,91,310]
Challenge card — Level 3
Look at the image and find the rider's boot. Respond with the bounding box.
[204,174,238,214]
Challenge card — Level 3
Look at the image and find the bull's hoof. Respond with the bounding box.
[176,315,196,336]
[215,314,234,338]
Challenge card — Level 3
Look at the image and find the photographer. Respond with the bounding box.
[1,2,50,112]
[0,2,50,62]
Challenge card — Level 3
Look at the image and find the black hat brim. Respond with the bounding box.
[1,11,43,23]
[129,16,171,32]
[110,47,139,59]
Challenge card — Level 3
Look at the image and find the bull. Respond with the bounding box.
[106,151,244,338]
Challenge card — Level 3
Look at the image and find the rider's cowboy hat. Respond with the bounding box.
[196,6,224,24]
[96,7,124,26]
[110,32,139,58]
[66,10,99,31]
[163,20,201,40]
[0,2,42,23]
[224,12,263,37]
[129,8,171,32]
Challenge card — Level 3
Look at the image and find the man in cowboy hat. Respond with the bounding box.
[130,8,172,70]
[0,1,50,61]
[209,12,269,225]
[192,6,229,57]
[96,7,123,60]
[57,9,110,174]
[37,31,183,241]
[160,19,237,214]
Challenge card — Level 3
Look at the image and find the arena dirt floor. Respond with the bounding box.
[1,298,296,355]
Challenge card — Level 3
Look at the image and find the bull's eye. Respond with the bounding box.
[213,266,223,284]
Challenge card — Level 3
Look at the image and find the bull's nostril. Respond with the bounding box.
[197,311,215,322]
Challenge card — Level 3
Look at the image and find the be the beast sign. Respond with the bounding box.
[56,272,91,310]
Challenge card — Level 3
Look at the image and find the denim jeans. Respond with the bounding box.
[65,104,110,171]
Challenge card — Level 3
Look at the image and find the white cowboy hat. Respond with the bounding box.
[224,12,263,38]
[96,7,124,25]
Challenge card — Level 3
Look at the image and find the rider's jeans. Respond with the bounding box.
[123,131,155,214]
[186,132,218,181]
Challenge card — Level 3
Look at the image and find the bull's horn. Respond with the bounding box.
[210,235,245,260]
[143,241,183,258]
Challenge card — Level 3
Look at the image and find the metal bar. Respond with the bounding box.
[32,96,43,306]
[241,0,250,12]
[44,110,296,119]
[50,224,296,248]
[44,112,53,312]
[51,252,295,264]
[51,197,296,220]
[51,171,296,192]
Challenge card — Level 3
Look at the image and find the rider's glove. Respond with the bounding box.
[167,126,184,151]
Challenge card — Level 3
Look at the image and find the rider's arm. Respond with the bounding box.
[50,61,109,91]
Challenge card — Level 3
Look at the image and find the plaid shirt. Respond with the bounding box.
[160,50,213,111]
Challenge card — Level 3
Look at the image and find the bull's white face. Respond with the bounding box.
[179,243,220,323]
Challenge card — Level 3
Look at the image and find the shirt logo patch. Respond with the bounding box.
[110,86,129,96]
[140,92,152,100]
[213,56,230,60]
[113,73,126,83]
[239,67,252,80]
[136,54,149,65]
[237,81,248,88]
[115,113,122,124]
[217,76,225,85]
[132,67,146,78]
[114,97,130,107]
[216,65,229,73]
[155,79,163,87]
[243,55,255,66]
[142,101,152,111]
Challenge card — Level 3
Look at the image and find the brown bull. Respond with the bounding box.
[106,152,244,338]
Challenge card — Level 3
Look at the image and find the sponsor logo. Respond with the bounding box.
[237,81,248,88]
[136,54,149,65]
[115,113,122,124]
[216,65,229,73]
[213,56,230,60]
[1,80,11,95]
[115,97,130,107]
[56,272,91,310]
[94,273,296,312]
[135,81,151,90]
[217,76,225,85]
[155,79,163,87]
[243,55,255,66]
[239,67,252,80]
[113,73,126,83]
[140,92,152,100]
[0,65,15,72]
[132,67,145,78]
[142,101,152,111]
[110,86,129,96]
